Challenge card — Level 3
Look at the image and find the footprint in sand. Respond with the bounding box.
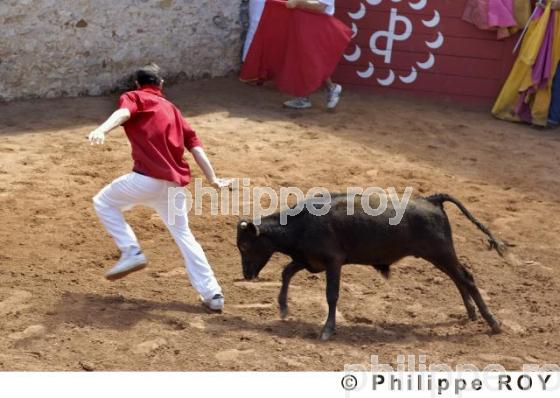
[187,316,207,331]
[132,338,168,355]
[233,281,301,290]
[501,319,526,335]
[524,260,553,272]
[478,353,523,366]
[215,348,255,363]
[491,215,518,230]
[156,267,185,278]
[302,132,320,140]
[497,309,526,335]
[8,324,46,341]
[232,303,273,309]
[279,356,306,368]
[0,290,33,316]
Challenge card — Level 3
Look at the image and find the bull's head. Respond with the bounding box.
[236,220,274,280]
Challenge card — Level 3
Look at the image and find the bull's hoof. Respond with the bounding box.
[279,306,288,320]
[490,320,502,334]
[319,327,334,341]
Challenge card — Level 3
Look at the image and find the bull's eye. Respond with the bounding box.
[239,243,249,252]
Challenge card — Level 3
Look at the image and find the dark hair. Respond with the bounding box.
[134,63,163,87]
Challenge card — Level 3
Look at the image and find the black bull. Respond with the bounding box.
[236,193,507,341]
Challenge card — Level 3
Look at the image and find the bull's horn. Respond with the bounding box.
[240,221,248,229]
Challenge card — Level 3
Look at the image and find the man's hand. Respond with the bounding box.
[211,177,234,189]
[87,108,131,146]
[552,0,560,10]
[190,146,234,189]
[88,129,106,145]
[285,0,328,12]
[286,0,300,9]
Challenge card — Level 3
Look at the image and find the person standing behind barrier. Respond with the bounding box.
[283,0,343,110]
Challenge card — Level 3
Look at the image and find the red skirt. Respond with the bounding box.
[240,0,352,97]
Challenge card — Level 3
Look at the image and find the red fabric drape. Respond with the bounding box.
[240,0,352,97]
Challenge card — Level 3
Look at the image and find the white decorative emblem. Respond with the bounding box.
[345,0,444,86]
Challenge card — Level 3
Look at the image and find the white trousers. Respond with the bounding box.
[93,172,222,300]
[243,0,266,61]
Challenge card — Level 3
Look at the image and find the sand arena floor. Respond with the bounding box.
[0,78,559,370]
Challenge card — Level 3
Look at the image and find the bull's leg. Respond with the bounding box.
[278,262,305,320]
[435,264,477,321]
[453,279,477,321]
[431,253,500,333]
[320,266,341,341]
[459,264,501,333]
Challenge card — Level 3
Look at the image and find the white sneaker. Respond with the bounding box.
[326,84,342,110]
[105,250,147,281]
[201,294,225,312]
[283,97,312,109]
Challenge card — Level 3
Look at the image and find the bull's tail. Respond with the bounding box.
[426,193,508,257]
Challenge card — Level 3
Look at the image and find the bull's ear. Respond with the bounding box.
[247,222,260,237]
[238,220,260,236]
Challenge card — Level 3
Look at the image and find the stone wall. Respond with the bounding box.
[0,0,244,101]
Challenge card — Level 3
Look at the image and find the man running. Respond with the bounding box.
[88,64,229,311]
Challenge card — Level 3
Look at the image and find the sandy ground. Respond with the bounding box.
[1,77,559,371]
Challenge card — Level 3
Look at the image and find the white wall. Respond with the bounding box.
[0,0,244,101]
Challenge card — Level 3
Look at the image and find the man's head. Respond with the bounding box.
[134,63,164,89]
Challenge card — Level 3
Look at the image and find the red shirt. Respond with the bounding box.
[117,86,202,186]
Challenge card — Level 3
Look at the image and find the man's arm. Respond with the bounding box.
[285,0,328,13]
[190,146,232,188]
[88,108,131,145]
